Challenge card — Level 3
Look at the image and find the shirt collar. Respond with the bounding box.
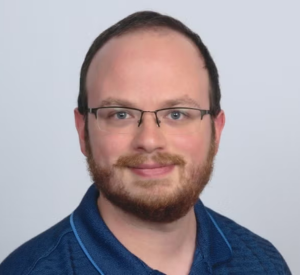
[71,185,232,274]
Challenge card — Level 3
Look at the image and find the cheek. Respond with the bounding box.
[89,133,132,166]
[171,133,211,164]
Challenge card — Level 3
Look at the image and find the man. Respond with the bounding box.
[0,11,291,275]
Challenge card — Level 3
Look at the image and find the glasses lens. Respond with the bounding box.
[96,107,141,134]
[156,108,202,135]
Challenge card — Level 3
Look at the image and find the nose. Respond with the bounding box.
[131,112,167,154]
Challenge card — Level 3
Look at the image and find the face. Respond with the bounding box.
[75,30,225,223]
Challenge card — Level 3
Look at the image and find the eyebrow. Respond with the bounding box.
[99,96,201,109]
[160,97,201,108]
[99,98,136,108]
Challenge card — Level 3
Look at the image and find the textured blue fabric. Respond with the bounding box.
[0,185,291,275]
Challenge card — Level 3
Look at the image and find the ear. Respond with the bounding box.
[213,110,225,155]
[74,108,87,156]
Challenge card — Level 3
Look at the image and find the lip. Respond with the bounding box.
[129,164,174,177]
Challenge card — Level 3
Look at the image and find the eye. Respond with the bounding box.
[115,111,128,119]
[104,109,132,120]
[98,108,138,123]
[171,111,181,119]
[168,110,186,120]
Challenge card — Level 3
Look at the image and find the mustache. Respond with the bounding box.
[114,152,186,168]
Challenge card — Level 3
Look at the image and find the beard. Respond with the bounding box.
[85,125,216,223]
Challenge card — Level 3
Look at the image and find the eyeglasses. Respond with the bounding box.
[87,106,211,135]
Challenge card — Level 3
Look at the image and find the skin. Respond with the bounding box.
[75,29,225,275]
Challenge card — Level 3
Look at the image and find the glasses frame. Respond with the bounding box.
[87,106,211,128]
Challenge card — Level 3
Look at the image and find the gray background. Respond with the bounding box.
[0,0,299,274]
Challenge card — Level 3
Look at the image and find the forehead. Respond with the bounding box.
[86,29,210,108]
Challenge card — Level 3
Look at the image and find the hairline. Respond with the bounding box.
[85,26,208,102]
[79,12,221,124]
[83,26,216,134]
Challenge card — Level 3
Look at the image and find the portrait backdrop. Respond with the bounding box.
[0,1,299,274]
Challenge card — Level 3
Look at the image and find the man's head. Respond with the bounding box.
[75,11,225,223]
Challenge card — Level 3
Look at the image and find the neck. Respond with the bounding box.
[97,194,197,275]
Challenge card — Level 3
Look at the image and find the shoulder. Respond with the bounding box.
[206,208,291,274]
[206,207,278,252]
[0,216,77,275]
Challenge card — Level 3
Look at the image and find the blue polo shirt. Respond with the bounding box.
[0,185,291,274]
